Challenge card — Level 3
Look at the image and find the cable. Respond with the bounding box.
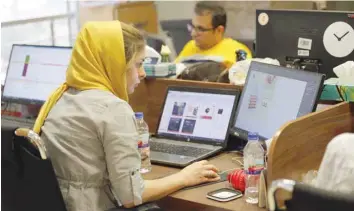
[231,156,244,167]
[219,167,242,175]
[335,85,346,101]
[227,150,244,167]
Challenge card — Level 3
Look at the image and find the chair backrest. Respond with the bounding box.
[286,183,354,211]
[269,179,354,211]
[1,125,67,211]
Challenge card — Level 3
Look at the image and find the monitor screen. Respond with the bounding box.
[232,61,324,140]
[2,45,72,104]
[256,9,354,79]
[157,88,238,143]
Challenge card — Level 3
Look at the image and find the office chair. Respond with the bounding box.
[1,126,162,211]
[1,125,67,211]
[268,179,354,211]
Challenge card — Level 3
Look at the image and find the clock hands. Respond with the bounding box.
[334,33,340,40]
[334,31,350,41]
[339,31,349,40]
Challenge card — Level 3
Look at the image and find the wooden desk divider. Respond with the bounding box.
[129,78,242,133]
[267,101,354,187]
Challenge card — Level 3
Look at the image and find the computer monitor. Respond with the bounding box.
[160,19,191,55]
[231,61,324,141]
[2,44,72,104]
[256,9,354,79]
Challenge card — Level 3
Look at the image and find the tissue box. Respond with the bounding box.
[143,63,176,78]
[320,85,354,102]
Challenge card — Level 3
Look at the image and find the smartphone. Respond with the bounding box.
[206,188,243,202]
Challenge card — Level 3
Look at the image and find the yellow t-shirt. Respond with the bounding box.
[175,38,252,68]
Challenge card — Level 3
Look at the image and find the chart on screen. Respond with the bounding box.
[3,45,72,102]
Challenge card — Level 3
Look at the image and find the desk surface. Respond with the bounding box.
[143,152,266,211]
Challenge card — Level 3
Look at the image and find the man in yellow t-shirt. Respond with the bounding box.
[175,1,252,68]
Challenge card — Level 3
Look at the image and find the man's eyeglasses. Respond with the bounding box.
[187,23,214,33]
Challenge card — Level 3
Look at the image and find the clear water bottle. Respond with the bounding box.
[243,132,265,204]
[135,112,152,174]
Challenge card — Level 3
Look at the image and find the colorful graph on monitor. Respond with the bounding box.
[22,55,30,77]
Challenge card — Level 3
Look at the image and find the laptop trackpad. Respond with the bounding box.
[151,151,194,164]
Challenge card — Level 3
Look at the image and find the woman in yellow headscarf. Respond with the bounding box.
[34,21,220,211]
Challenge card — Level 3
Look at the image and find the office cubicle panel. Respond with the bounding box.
[266,102,353,207]
[267,102,354,186]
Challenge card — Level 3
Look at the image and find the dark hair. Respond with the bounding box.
[177,61,229,83]
[194,1,227,29]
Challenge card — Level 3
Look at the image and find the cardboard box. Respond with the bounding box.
[114,1,158,33]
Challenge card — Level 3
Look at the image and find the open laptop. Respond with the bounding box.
[150,86,240,167]
[230,61,325,142]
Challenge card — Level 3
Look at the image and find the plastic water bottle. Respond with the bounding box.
[243,132,265,204]
[135,112,152,174]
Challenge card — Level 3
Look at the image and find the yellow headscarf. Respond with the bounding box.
[33,21,128,134]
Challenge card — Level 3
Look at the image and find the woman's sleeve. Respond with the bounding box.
[100,101,144,206]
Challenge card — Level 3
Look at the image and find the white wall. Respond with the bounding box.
[155,1,195,21]
[78,1,196,27]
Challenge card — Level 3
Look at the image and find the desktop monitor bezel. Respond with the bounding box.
[154,85,240,148]
[230,61,325,141]
[1,44,72,105]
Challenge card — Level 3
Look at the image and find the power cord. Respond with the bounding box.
[219,167,242,175]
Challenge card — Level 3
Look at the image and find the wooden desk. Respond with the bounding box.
[143,153,265,211]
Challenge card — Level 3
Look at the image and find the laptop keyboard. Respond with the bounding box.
[150,141,212,157]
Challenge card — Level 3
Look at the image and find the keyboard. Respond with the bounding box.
[150,141,212,157]
[1,116,35,129]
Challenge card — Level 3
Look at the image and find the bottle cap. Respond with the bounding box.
[135,112,144,119]
[248,132,259,141]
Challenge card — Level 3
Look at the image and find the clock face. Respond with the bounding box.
[258,12,269,26]
[323,21,354,58]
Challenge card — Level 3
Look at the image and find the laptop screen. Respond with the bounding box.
[2,44,72,104]
[157,88,237,143]
[231,61,324,140]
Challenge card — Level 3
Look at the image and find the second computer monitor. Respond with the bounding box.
[231,61,324,141]
[2,44,72,104]
[256,9,354,79]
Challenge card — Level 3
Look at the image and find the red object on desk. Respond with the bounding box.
[227,169,246,193]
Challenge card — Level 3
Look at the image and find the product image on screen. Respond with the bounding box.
[167,118,182,132]
[172,102,186,116]
[185,104,199,118]
[157,89,237,142]
[181,119,197,134]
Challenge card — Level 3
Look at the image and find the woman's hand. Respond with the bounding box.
[178,160,220,187]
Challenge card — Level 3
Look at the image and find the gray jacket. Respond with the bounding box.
[41,88,144,211]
